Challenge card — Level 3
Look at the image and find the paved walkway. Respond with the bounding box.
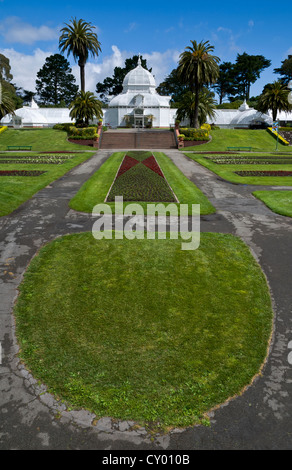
[0,149,292,450]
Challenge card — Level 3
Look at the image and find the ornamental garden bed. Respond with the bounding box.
[106,152,177,203]
[235,170,292,177]
[208,157,292,165]
[0,170,47,176]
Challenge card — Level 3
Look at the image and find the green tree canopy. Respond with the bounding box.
[257,81,291,121]
[96,55,152,102]
[0,86,16,119]
[0,53,23,110]
[59,17,101,92]
[212,62,238,104]
[176,88,217,127]
[156,67,189,106]
[274,55,292,85]
[233,53,271,100]
[36,54,78,106]
[69,90,103,126]
[177,40,220,128]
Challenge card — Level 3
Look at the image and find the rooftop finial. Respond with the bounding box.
[138,54,141,66]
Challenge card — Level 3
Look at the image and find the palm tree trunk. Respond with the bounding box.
[194,78,200,129]
[78,59,86,92]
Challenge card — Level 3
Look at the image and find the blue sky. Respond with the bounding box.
[0,0,291,101]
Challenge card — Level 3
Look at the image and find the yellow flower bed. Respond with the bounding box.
[0,126,8,135]
[268,127,289,145]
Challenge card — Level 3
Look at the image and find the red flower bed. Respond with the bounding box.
[235,170,292,177]
[0,170,46,176]
[116,155,139,178]
[142,155,164,178]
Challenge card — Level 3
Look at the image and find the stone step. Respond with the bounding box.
[100,131,176,149]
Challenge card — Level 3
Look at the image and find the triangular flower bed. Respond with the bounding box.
[106,152,177,202]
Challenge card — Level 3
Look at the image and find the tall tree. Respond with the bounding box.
[177,88,217,127]
[69,90,103,126]
[177,40,220,128]
[0,53,22,110]
[59,18,101,92]
[274,55,292,85]
[156,67,189,106]
[36,54,78,105]
[212,62,238,104]
[233,53,271,100]
[257,81,291,121]
[0,86,16,119]
[96,55,151,102]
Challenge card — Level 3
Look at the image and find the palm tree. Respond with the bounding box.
[59,18,101,92]
[69,91,103,126]
[0,85,16,120]
[257,81,291,121]
[177,40,220,128]
[177,88,217,127]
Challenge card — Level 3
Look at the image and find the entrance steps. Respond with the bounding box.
[100,130,176,149]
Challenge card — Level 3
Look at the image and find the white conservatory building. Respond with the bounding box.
[103,56,177,128]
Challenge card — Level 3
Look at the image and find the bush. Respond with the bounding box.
[53,123,74,132]
[180,128,209,141]
[200,123,211,131]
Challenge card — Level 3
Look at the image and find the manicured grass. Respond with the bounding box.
[0,151,95,216]
[0,128,94,151]
[14,232,273,429]
[253,190,292,217]
[186,153,292,186]
[183,129,292,152]
[69,151,216,215]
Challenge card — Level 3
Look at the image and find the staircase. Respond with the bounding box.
[100,130,176,149]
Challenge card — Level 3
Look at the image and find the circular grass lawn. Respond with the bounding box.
[14,232,273,429]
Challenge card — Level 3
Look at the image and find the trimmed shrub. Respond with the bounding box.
[180,128,209,141]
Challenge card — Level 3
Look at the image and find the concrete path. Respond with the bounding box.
[0,149,292,450]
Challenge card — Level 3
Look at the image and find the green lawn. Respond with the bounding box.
[253,190,292,217]
[0,151,95,216]
[183,129,291,153]
[14,232,273,429]
[185,153,292,186]
[69,151,216,215]
[0,128,94,151]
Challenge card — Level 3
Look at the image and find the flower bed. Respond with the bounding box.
[0,170,47,176]
[210,158,292,165]
[106,153,176,202]
[235,170,292,177]
[183,140,209,147]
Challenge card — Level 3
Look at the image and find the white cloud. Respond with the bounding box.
[1,45,180,95]
[0,47,52,90]
[143,49,180,84]
[0,17,59,45]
